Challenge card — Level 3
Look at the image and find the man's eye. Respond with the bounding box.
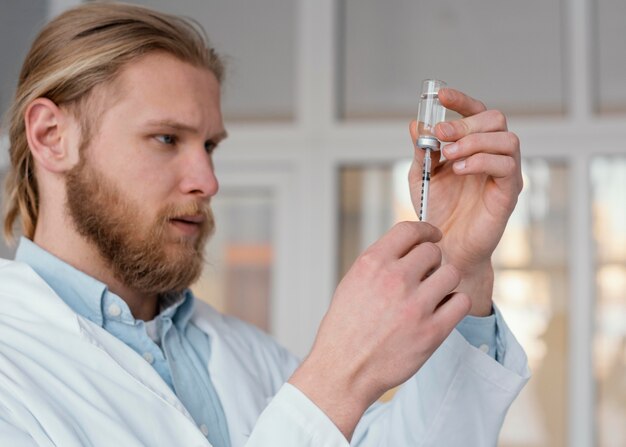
[156,134,177,145]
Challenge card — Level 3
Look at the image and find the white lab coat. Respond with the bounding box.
[0,259,529,446]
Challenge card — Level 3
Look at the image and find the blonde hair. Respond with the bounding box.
[3,2,224,242]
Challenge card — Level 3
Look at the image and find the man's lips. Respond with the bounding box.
[171,214,206,224]
[169,215,205,235]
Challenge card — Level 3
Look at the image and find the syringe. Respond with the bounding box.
[416,79,447,222]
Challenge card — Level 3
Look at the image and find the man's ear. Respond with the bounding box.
[24,98,80,173]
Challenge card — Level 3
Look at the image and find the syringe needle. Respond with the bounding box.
[419,148,432,222]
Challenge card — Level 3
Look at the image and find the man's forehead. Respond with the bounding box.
[118,52,218,90]
[94,52,224,132]
[92,53,219,108]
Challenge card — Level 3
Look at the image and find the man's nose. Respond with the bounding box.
[179,150,219,198]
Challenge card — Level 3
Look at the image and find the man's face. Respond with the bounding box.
[65,52,226,294]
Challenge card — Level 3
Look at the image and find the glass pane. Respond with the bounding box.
[338,159,569,446]
[128,0,295,122]
[495,160,569,447]
[592,157,626,446]
[192,189,274,332]
[596,0,626,114]
[339,167,395,275]
[340,0,564,120]
[0,1,49,118]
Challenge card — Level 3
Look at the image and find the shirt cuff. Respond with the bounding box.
[456,312,498,360]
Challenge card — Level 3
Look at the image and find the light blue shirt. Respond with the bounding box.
[15,238,231,447]
[458,312,499,360]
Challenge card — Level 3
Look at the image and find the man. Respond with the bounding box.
[0,3,528,446]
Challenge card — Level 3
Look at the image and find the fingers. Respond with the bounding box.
[442,131,520,161]
[400,241,442,281]
[437,88,487,117]
[409,108,513,174]
[366,221,442,261]
[450,153,520,180]
[436,109,508,143]
[418,263,462,312]
[431,292,472,333]
[410,112,521,184]
[441,132,521,186]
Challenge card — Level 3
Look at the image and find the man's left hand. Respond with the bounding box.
[408,88,523,316]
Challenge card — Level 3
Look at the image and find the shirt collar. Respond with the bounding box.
[14,237,194,328]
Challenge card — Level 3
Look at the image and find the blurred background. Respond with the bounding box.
[1,1,625,446]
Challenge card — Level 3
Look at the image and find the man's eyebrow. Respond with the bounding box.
[143,119,228,141]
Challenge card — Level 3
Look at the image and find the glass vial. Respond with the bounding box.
[417,79,446,150]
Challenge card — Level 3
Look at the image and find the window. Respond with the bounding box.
[1,2,625,444]
[592,157,626,446]
[193,190,274,331]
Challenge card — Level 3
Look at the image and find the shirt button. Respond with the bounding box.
[199,424,209,436]
[142,352,154,364]
[107,303,122,317]
[479,344,490,354]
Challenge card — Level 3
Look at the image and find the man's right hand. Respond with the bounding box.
[288,221,471,440]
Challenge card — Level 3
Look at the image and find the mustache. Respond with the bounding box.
[159,201,213,222]
[156,201,216,241]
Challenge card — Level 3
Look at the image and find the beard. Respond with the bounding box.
[65,157,214,295]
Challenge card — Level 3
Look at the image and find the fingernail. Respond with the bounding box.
[444,143,458,156]
[453,160,466,171]
[438,122,454,138]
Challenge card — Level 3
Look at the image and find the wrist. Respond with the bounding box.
[288,353,373,441]
[456,261,494,317]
